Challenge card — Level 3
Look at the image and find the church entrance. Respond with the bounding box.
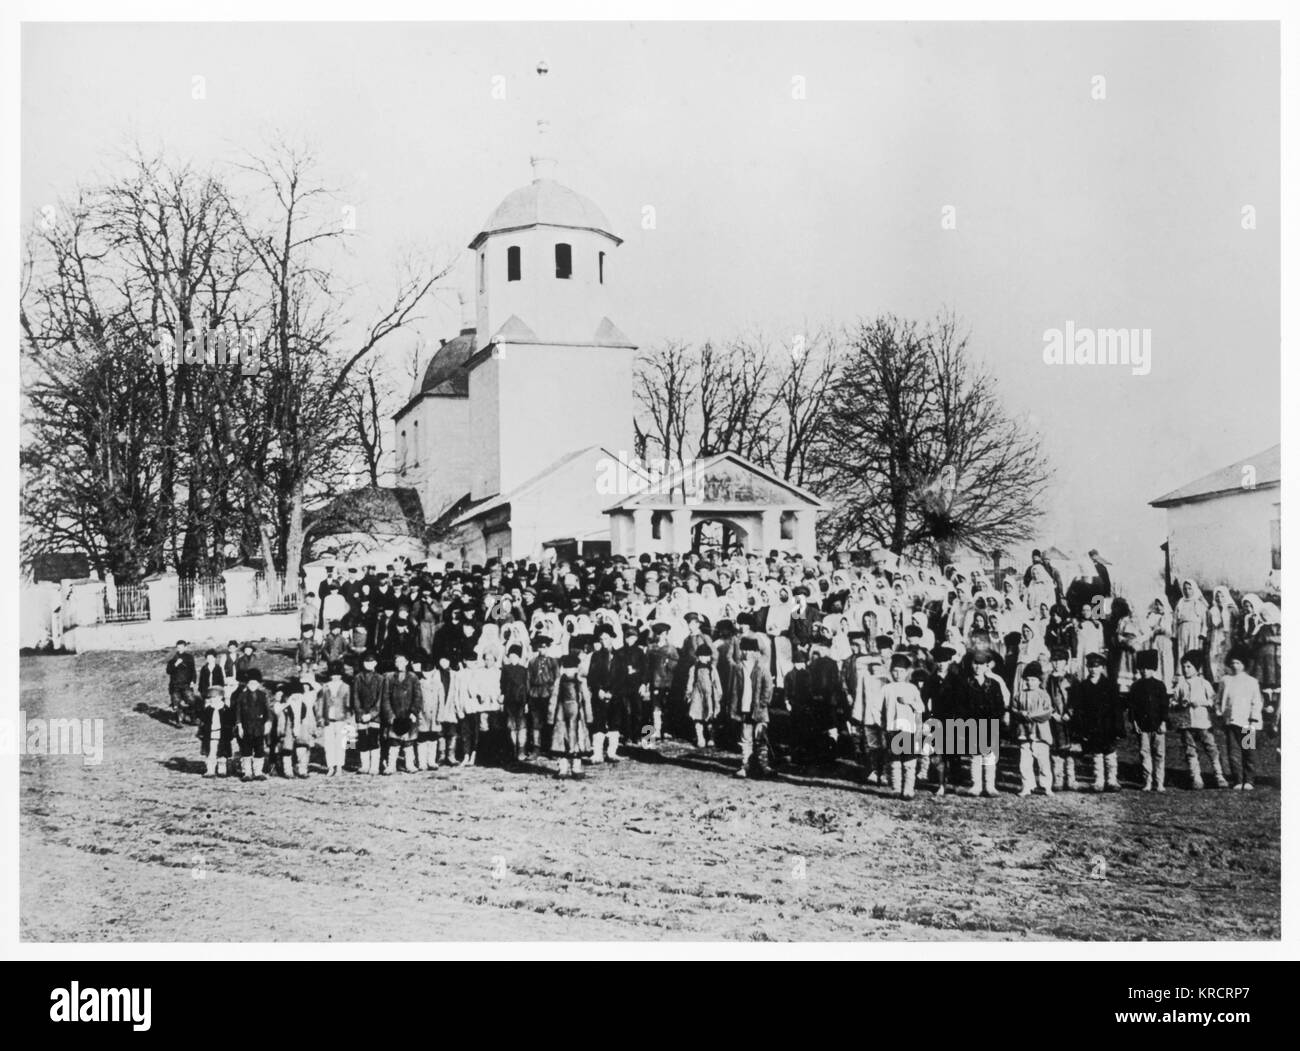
[691,518,749,559]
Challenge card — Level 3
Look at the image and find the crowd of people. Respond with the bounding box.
[162,545,1282,795]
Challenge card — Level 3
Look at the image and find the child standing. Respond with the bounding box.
[164,639,196,726]
[281,668,318,778]
[500,644,530,764]
[684,643,723,749]
[1073,652,1125,792]
[526,639,559,758]
[548,654,593,779]
[1010,661,1053,796]
[1170,651,1227,789]
[349,652,384,775]
[734,636,774,779]
[199,684,234,777]
[1045,646,1079,790]
[1128,650,1169,792]
[232,669,271,782]
[381,652,423,774]
[316,662,350,777]
[881,654,925,799]
[1217,647,1264,790]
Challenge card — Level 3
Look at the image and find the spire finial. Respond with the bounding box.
[530,59,556,182]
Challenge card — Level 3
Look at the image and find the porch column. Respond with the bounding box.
[670,508,694,554]
[632,506,654,555]
[794,510,818,559]
[759,508,781,555]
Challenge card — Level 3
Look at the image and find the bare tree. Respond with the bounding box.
[815,312,1051,561]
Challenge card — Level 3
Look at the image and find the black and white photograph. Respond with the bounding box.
[6,7,1291,963]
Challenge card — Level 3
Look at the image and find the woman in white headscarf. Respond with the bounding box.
[1173,579,1208,666]
[764,583,795,681]
[1145,597,1175,688]
[1205,586,1237,683]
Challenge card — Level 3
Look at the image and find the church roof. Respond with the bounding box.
[469,178,622,249]
[1150,444,1281,507]
[417,328,476,396]
[305,486,427,539]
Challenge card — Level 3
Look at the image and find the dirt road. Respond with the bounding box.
[19,650,1280,941]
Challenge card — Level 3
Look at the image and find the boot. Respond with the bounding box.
[961,756,983,796]
[572,758,584,778]
[296,747,310,778]
[607,731,621,762]
[1051,755,1064,791]
[1064,757,1077,791]
[901,762,916,800]
[652,709,663,743]
[1092,754,1105,792]
[204,749,218,778]
[556,757,571,779]
[1104,751,1120,790]
[694,723,706,749]
[590,732,606,763]
[889,760,903,797]
[241,756,253,782]
[736,739,752,778]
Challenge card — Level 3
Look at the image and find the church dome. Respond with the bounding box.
[469,178,621,249]
[419,328,476,396]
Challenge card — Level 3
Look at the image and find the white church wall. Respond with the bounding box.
[494,343,634,495]
[397,395,474,519]
[468,352,503,500]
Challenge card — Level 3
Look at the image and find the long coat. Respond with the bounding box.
[381,670,423,742]
[547,674,593,756]
[684,661,724,722]
[1071,675,1126,753]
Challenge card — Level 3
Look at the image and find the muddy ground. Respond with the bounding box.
[18,649,1281,941]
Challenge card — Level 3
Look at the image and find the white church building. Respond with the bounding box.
[389,64,824,566]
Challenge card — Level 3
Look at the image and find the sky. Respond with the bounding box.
[21,21,1280,589]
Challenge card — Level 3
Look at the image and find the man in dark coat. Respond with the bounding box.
[380,652,423,775]
[586,625,617,763]
[164,639,197,726]
[734,636,774,778]
[232,668,272,782]
[960,651,1009,797]
[1072,651,1125,791]
[349,652,385,774]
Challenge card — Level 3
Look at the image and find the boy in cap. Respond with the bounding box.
[961,650,1009,797]
[381,652,423,774]
[844,637,886,785]
[526,638,560,758]
[1073,652,1125,791]
[586,626,618,761]
[1045,647,1079,790]
[1170,651,1227,789]
[1217,647,1264,790]
[734,636,774,778]
[645,623,679,745]
[232,669,271,782]
[684,641,723,749]
[295,626,320,670]
[235,641,258,684]
[199,683,235,777]
[1128,649,1170,791]
[164,639,197,726]
[501,644,530,764]
[349,652,385,774]
[881,653,925,799]
[1009,661,1053,796]
[281,667,318,778]
[316,661,351,777]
